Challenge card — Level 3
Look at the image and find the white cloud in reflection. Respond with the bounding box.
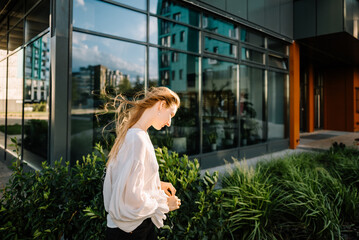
[75,0,85,7]
[73,44,144,82]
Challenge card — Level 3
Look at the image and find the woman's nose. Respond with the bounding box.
[166,119,171,127]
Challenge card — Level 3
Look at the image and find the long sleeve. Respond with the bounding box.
[103,129,169,232]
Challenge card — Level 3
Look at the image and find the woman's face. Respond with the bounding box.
[153,102,178,130]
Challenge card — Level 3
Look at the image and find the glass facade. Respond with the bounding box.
[0,0,50,168]
[0,0,289,168]
[70,0,290,165]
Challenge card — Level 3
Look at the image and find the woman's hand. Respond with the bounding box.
[160,181,176,196]
[167,195,181,211]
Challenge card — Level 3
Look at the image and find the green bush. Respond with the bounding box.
[155,147,230,240]
[1,142,358,240]
[0,145,224,240]
[0,143,107,240]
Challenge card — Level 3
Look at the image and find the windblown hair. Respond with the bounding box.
[106,87,180,166]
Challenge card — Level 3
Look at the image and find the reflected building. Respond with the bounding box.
[25,37,50,104]
[0,0,359,169]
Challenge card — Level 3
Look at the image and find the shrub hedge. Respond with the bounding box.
[0,144,358,239]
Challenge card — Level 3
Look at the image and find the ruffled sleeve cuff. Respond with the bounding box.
[151,190,170,228]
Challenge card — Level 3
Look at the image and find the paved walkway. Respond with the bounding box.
[1,130,358,198]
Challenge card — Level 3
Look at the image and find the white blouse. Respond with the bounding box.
[103,128,169,232]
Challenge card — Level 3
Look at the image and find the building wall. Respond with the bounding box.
[193,0,293,38]
[294,0,344,39]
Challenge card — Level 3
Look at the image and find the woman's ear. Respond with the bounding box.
[158,100,166,111]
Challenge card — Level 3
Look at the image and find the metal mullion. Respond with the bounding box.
[202,29,239,44]
[236,63,240,149]
[101,0,147,15]
[267,49,288,58]
[198,12,203,155]
[145,0,149,92]
[20,8,26,161]
[202,52,237,63]
[4,0,41,38]
[263,70,268,142]
[148,43,200,57]
[241,41,266,52]
[151,13,201,31]
[73,27,148,46]
[241,59,266,69]
[23,28,50,48]
[266,66,289,74]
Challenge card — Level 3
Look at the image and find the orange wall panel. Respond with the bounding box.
[289,42,300,149]
[354,69,359,131]
[324,68,354,131]
[307,65,314,132]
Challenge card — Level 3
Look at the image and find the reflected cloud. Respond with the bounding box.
[73,44,144,81]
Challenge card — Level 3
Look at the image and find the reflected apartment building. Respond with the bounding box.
[0,0,358,169]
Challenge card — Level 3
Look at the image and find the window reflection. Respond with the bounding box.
[9,21,24,52]
[0,60,6,149]
[73,0,146,42]
[202,59,238,152]
[25,0,49,43]
[23,34,50,168]
[203,14,238,39]
[71,32,145,160]
[240,28,264,48]
[7,49,23,153]
[150,0,200,27]
[149,47,200,155]
[112,0,146,10]
[239,65,264,146]
[150,16,199,53]
[0,21,6,56]
[241,47,264,64]
[268,71,287,140]
[267,38,287,54]
[205,37,237,58]
[268,54,288,70]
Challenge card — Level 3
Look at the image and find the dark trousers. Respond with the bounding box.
[105,218,157,240]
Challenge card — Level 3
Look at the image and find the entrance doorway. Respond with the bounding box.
[300,65,324,132]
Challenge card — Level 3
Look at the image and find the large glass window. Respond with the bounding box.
[149,47,200,155]
[150,16,199,53]
[204,37,237,59]
[71,32,145,160]
[150,0,200,27]
[241,47,264,64]
[73,0,146,42]
[9,21,24,52]
[202,59,238,152]
[239,65,264,146]
[0,60,6,150]
[203,14,238,39]
[7,49,24,153]
[268,71,286,140]
[0,21,7,57]
[25,0,50,43]
[112,0,146,10]
[240,28,264,48]
[23,34,50,168]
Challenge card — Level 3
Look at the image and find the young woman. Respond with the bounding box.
[103,87,181,240]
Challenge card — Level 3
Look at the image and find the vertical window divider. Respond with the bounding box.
[198,12,203,155]
[145,0,149,93]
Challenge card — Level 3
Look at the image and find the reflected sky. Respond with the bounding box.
[72,32,145,82]
[73,0,147,42]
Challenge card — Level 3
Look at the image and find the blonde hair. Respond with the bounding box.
[106,87,180,166]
